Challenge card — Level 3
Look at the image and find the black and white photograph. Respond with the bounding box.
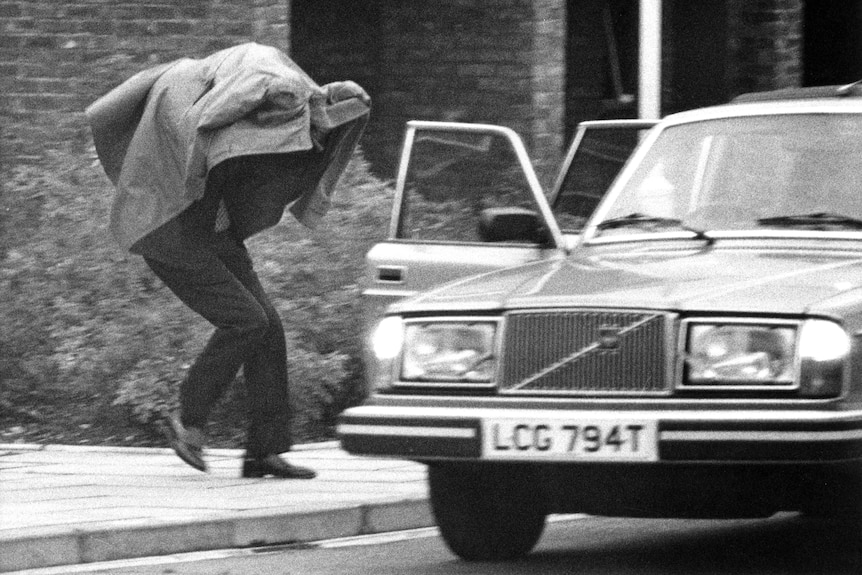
[2,2,862,573]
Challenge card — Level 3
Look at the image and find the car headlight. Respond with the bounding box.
[798,320,850,362]
[371,316,404,361]
[368,316,404,390]
[401,320,498,383]
[685,323,796,384]
[798,319,849,397]
[682,319,848,397]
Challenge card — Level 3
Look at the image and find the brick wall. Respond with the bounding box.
[292,0,566,180]
[728,0,803,94]
[527,0,566,179]
[376,0,565,179]
[1,0,807,176]
[0,0,289,162]
[2,0,568,179]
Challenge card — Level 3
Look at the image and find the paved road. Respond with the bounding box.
[22,513,861,575]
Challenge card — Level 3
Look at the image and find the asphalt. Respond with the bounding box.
[0,441,431,573]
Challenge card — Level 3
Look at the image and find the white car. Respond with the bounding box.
[339,85,862,561]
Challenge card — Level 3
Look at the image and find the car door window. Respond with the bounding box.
[362,123,561,334]
[551,121,655,233]
[399,131,543,244]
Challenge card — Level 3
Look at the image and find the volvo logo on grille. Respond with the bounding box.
[598,325,622,349]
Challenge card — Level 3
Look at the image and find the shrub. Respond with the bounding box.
[0,147,394,443]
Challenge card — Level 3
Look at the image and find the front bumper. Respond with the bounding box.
[337,405,862,464]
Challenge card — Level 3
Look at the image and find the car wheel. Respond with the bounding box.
[428,462,547,561]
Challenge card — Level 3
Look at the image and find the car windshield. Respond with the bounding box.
[591,114,862,239]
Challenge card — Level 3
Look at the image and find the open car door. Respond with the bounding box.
[361,119,657,333]
[549,120,658,237]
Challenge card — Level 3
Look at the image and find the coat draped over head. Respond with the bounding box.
[85,42,371,252]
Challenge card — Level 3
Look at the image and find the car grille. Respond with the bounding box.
[499,310,670,395]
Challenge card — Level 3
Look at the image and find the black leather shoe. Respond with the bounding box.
[242,454,316,479]
[159,416,207,472]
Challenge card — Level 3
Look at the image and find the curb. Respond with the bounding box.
[1,497,434,573]
[0,442,433,573]
[0,440,340,457]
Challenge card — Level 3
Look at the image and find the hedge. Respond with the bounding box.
[0,146,394,442]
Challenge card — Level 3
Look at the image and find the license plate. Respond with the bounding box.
[482,419,658,461]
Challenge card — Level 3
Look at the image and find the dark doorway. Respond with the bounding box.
[667,1,729,113]
[565,0,730,135]
[564,0,639,140]
[803,1,862,86]
[290,0,389,174]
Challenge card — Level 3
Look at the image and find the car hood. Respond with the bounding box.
[395,246,862,317]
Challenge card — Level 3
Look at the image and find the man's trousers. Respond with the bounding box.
[144,233,292,457]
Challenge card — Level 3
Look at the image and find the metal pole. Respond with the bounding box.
[639,0,662,119]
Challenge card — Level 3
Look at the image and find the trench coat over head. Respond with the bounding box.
[86,42,371,252]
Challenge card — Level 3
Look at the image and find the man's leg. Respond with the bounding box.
[214,236,315,479]
[144,250,271,431]
[213,236,293,458]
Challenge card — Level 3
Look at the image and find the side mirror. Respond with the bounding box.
[478,207,550,245]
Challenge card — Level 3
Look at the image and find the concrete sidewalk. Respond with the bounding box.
[0,442,431,572]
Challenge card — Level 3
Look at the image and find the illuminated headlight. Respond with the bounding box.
[683,319,848,397]
[371,316,404,361]
[798,320,850,362]
[798,320,850,397]
[402,321,497,383]
[368,316,404,389]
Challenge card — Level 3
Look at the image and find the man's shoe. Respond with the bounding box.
[242,454,316,479]
[159,416,207,472]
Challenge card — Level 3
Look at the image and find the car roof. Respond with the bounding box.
[731,83,862,102]
[661,84,862,126]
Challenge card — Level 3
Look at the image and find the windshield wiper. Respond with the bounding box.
[756,212,862,230]
[596,213,715,245]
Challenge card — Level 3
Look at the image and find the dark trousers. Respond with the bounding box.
[144,233,292,457]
